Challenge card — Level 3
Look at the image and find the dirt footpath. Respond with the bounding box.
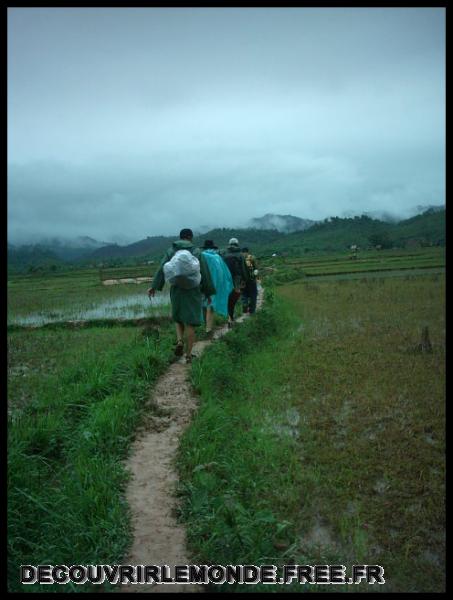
[120,289,263,593]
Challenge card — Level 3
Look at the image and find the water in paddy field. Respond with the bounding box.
[9,293,171,327]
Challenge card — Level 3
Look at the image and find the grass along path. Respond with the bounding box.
[119,289,264,593]
[7,321,177,592]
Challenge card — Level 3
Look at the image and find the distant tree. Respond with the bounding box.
[368,231,392,249]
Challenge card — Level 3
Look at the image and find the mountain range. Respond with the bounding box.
[8,207,445,272]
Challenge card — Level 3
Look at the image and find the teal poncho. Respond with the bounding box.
[202,250,233,318]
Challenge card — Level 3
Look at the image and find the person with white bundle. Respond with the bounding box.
[148,229,215,363]
[163,249,202,290]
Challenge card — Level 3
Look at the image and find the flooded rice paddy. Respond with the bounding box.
[8,293,171,327]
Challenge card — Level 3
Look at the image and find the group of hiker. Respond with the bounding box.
[147,228,259,363]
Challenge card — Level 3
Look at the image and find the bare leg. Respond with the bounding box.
[228,289,241,326]
[206,307,214,332]
[175,322,184,343]
[186,325,196,357]
[173,322,185,356]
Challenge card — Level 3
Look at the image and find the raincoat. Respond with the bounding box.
[201,249,234,317]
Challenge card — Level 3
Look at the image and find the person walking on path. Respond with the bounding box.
[148,228,216,363]
[241,247,259,315]
[221,237,250,328]
[200,240,234,337]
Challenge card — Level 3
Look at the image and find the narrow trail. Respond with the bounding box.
[120,289,263,593]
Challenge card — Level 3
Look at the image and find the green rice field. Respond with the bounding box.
[177,269,445,593]
[7,249,445,592]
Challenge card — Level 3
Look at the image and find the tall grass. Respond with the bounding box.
[8,322,175,592]
[177,294,308,591]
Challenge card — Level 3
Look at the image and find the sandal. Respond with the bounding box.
[174,340,184,357]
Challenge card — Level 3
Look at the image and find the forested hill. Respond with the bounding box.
[269,208,445,254]
[83,208,445,261]
[195,228,287,249]
[8,208,445,271]
[7,245,66,274]
[89,235,176,260]
[199,209,445,255]
[85,228,286,261]
[388,208,445,245]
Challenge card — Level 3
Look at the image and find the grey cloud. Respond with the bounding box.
[7,7,445,243]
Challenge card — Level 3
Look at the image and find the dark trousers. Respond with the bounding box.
[241,281,258,314]
[228,289,242,320]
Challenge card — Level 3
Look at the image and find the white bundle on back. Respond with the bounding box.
[163,250,201,289]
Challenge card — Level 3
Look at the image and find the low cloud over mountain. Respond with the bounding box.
[248,214,317,233]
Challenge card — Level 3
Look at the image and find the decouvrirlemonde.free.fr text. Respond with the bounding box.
[21,564,385,585]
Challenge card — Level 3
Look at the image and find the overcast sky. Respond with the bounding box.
[8,7,445,244]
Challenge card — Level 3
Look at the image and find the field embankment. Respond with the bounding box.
[177,274,445,592]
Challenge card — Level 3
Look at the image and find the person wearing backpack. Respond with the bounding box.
[148,228,216,363]
[241,247,259,314]
[221,237,250,328]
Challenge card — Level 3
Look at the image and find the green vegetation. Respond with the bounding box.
[7,321,176,592]
[178,294,304,591]
[7,245,445,593]
[273,209,445,255]
[8,244,67,275]
[388,208,445,246]
[260,247,445,285]
[177,274,445,592]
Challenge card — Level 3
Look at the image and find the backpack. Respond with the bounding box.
[163,249,201,289]
[245,254,256,280]
[223,253,243,278]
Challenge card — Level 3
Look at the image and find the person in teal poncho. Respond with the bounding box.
[200,240,234,337]
[148,229,216,362]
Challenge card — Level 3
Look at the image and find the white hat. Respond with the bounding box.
[229,237,239,245]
